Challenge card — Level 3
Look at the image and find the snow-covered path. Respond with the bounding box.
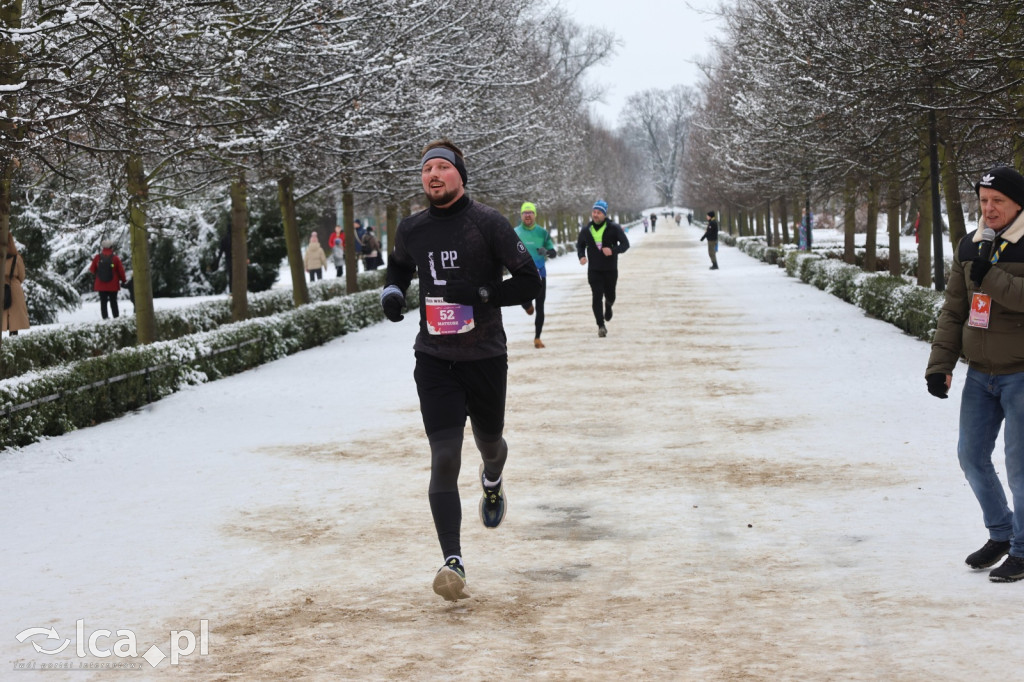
[1,219,1017,680]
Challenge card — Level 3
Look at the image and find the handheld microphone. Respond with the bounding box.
[978,227,996,262]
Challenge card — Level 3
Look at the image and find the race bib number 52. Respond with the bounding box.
[425,297,475,335]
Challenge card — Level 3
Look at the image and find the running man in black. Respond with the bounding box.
[380,139,541,602]
[577,199,629,337]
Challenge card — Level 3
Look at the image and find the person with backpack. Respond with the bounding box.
[90,239,128,319]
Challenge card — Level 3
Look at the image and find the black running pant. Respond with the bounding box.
[521,276,547,339]
[414,351,509,559]
[99,291,119,319]
[587,269,618,327]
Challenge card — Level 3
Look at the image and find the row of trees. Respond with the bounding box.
[1,0,668,342]
[682,0,1024,288]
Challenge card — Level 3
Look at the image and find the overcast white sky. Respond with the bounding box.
[555,0,725,127]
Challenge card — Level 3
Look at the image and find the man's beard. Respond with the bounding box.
[427,186,461,207]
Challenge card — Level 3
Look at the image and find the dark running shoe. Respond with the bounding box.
[478,463,507,529]
[966,539,1010,569]
[989,554,1024,583]
[598,326,607,338]
[432,558,470,601]
[604,305,613,321]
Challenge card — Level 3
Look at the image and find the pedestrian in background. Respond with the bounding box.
[3,232,29,335]
[362,226,382,271]
[701,211,719,270]
[89,238,128,319]
[304,232,327,282]
[328,225,345,278]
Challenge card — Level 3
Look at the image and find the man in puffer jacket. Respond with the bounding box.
[926,165,1024,583]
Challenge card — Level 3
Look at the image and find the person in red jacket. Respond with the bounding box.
[89,239,128,319]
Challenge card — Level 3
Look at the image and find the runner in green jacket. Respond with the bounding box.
[514,201,556,348]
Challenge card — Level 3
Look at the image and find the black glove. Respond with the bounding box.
[969,259,992,287]
[380,284,406,322]
[700,234,706,241]
[546,248,557,259]
[926,373,949,399]
[443,281,495,306]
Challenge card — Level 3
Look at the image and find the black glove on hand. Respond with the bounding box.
[546,248,557,260]
[443,281,495,306]
[970,259,992,287]
[380,284,406,322]
[700,234,707,241]
[926,373,949,399]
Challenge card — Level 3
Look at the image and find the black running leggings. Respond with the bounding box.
[415,351,509,559]
[587,269,618,326]
[521,276,547,339]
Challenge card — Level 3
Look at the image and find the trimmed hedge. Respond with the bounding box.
[737,237,942,341]
[0,270,387,380]
[0,280,418,448]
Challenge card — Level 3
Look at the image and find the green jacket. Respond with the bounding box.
[927,210,1024,377]
[514,223,555,269]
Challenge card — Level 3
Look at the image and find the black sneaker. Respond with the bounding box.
[989,554,1024,583]
[432,558,470,601]
[598,326,607,338]
[479,463,507,529]
[604,305,613,321]
[965,539,1010,569]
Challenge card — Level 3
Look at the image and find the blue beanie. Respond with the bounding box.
[593,199,608,214]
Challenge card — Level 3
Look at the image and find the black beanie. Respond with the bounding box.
[975,166,1024,208]
[421,147,468,187]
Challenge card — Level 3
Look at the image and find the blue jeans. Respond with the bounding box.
[958,367,1024,556]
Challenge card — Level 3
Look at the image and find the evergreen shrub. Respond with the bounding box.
[0,281,418,448]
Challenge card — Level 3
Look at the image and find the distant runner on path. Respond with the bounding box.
[514,201,556,348]
[380,138,541,602]
[577,199,629,338]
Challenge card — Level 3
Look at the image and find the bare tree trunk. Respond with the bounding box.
[916,137,933,288]
[885,177,902,277]
[229,175,248,321]
[938,127,966,249]
[343,188,357,294]
[0,160,11,348]
[865,177,879,272]
[843,176,856,264]
[792,196,802,245]
[278,174,309,306]
[770,200,779,246]
[386,202,399,259]
[779,197,790,245]
[127,155,156,344]
[1,0,23,348]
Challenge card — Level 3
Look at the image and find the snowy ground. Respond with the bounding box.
[1,217,1018,680]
